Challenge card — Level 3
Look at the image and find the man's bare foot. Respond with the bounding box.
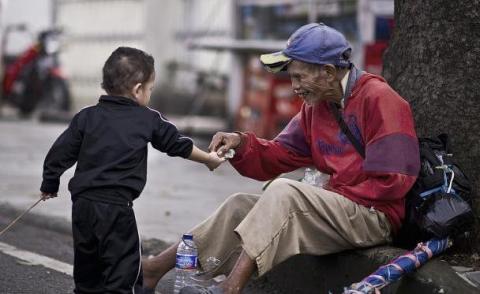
[142,256,160,291]
[142,242,179,291]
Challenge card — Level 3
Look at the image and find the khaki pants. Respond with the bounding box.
[191,178,392,277]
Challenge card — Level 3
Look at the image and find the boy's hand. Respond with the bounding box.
[41,192,58,200]
[205,151,226,171]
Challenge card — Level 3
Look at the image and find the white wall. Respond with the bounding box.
[144,0,185,87]
[188,0,233,73]
[146,0,232,94]
[55,0,146,108]
[1,0,234,111]
[1,0,52,54]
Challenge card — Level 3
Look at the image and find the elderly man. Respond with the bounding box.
[143,23,420,294]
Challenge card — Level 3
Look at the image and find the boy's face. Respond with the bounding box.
[134,73,155,106]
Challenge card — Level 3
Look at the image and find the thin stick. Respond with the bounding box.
[0,198,44,237]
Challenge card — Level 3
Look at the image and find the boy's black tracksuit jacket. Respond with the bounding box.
[40,95,193,292]
[41,95,193,204]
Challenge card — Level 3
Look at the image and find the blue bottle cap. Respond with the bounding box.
[183,233,193,240]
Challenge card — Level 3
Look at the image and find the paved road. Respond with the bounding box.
[0,119,264,243]
[0,118,295,293]
[0,211,74,293]
[0,209,285,294]
[0,252,73,294]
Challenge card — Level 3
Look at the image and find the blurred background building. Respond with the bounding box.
[0,0,394,138]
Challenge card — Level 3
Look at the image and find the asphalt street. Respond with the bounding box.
[0,118,293,293]
[0,210,74,293]
[0,252,73,294]
[0,118,263,242]
[0,210,282,294]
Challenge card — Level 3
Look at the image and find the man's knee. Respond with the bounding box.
[220,193,258,220]
[225,192,258,206]
[265,178,299,192]
[262,178,302,205]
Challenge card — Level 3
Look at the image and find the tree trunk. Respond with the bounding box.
[383,0,480,249]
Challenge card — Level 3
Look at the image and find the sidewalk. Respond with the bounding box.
[0,118,262,243]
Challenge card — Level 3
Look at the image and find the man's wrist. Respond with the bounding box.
[233,131,246,149]
[230,131,250,157]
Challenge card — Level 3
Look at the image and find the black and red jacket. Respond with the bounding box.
[41,95,193,204]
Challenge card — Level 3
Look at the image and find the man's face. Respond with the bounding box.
[287,60,331,105]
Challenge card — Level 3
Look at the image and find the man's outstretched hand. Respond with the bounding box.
[208,132,242,157]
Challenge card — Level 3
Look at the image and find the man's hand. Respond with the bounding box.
[41,192,58,200]
[208,132,242,157]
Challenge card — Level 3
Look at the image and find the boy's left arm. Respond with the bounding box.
[150,112,194,158]
[188,145,225,171]
[40,115,83,196]
[150,114,223,170]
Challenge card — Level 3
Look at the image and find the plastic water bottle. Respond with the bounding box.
[301,167,330,187]
[173,233,198,294]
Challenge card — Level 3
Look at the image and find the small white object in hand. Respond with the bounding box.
[223,149,235,159]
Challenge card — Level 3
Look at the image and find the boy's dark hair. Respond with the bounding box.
[102,47,155,96]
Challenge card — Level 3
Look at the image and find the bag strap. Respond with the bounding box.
[330,102,365,158]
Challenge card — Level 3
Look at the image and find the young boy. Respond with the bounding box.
[40,47,225,293]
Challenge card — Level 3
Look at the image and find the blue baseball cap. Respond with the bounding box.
[260,23,352,73]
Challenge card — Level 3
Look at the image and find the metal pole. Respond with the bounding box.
[227,0,244,124]
[183,0,193,64]
[0,0,7,115]
[51,0,58,26]
[308,0,318,23]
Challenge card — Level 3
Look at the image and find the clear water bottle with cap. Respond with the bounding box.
[173,233,198,294]
[301,167,330,187]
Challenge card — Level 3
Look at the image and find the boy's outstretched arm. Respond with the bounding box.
[40,114,83,198]
[150,112,224,170]
[188,145,225,171]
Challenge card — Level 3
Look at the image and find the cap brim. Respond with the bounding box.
[260,52,291,73]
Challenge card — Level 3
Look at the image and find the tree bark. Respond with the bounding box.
[383,0,480,249]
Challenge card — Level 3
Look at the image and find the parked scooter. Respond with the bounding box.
[1,24,71,116]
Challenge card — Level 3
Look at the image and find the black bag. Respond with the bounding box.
[329,108,475,247]
[400,134,474,243]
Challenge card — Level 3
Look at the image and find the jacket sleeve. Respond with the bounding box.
[230,113,313,181]
[336,82,420,202]
[40,114,83,193]
[151,112,193,158]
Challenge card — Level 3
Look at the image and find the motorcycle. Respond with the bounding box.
[1,24,71,117]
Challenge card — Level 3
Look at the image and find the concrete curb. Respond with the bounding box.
[253,246,479,293]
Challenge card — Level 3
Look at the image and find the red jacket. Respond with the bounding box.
[230,73,420,232]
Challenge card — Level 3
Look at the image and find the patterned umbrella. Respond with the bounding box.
[343,238,451,294]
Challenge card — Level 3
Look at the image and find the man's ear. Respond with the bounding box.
[323,64,337,82]
[132,83,142,98]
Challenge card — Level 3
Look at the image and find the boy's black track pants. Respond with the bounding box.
[72,197,143,294]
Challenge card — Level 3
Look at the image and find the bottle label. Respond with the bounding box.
[176,254,198,270]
